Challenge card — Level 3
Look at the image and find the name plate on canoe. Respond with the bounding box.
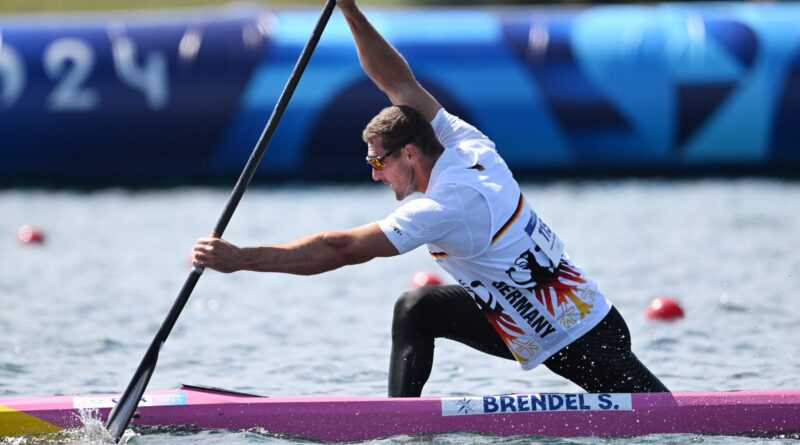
[73,392,187,409]
[441,393,632,416]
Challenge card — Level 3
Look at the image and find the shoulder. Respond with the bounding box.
[431,108,496,152]
[392,194,451,219]
[388,188,476,225]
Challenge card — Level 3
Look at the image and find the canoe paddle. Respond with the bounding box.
[104,0,336,440]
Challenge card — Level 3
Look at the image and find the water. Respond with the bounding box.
[1,179,799,444]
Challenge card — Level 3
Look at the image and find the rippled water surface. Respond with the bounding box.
[1,179,799,444]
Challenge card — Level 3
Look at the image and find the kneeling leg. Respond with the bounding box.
[389,284,514,397]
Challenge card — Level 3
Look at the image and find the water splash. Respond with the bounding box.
[74,408,114,443]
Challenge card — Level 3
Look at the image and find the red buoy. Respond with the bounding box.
[17,225,45,245]
[411,271,442,288]
[645,296,684,321]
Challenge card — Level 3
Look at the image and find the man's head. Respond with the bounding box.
[362,105,444,158]
[363,105,443,200]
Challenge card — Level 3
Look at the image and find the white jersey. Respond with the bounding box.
[379,109,611,370]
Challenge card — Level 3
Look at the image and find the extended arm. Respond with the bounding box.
[193,223,398,275]
[338,0,441,121]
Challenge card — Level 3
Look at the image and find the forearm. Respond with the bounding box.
[238,232,368,275]
[340,5,416,101]
[194,224,396,275]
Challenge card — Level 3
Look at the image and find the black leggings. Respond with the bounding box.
[389,284,669,397]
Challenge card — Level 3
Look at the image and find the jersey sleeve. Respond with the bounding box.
[377,196,460,255]
[431,108,495,151]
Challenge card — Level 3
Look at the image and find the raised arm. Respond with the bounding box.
[193,223,398,275]
[338,0,441,122]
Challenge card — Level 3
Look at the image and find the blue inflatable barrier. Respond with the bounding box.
[1,3,799,185]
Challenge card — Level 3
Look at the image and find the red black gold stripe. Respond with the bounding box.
[491,193,525,245]
[429,193,525,258]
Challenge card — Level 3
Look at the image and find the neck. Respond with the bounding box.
[416,152,441,194]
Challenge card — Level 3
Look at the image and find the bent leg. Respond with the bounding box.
[389,284,513,397]
[543,306,669,393]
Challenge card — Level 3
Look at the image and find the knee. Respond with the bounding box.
[392,287,438,338]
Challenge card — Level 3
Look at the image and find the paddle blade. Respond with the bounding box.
[105,358,156,442]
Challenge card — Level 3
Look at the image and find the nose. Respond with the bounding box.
[372,168,382,182]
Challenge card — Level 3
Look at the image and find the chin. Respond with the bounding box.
[395,189,415,201]
[388,182,413,201]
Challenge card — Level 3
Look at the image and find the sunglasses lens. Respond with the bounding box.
[367,158,385,170]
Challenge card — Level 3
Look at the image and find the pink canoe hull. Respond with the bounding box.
[2,386,799,441]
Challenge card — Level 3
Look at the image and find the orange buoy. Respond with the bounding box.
[411,271,442,288]
[645,296,684,321]
[17,225,45,245]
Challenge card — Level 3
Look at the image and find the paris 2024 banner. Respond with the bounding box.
[1,3,799,184]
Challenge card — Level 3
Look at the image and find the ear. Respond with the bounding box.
[404,143,418,161]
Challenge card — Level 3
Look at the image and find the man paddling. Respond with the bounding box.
[193,0,668,396]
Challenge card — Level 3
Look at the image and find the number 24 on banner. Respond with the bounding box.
[0,34,168,112]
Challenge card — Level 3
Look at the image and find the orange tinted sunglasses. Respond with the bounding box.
[365,149,396,170]
[366,139,413,170]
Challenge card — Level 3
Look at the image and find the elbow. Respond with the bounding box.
[385,82,423,107]
[319,231,363,270]
[365,71,417,104]
[370,75,402,100]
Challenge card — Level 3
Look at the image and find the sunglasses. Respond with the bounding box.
[365,149,396,170]
[365,139,413,170]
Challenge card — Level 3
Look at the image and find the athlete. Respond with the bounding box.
[193,0,668,396]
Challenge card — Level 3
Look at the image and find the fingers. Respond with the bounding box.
[192,243,209,268]
[194,237,215,246]
[192,238,223,269]
[192,237,240,273]
[193,237,212,266]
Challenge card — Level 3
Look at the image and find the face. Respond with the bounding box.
[367,138,417,201]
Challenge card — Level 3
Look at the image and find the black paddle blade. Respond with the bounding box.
[105,267,202,442]
[105,349,158,441]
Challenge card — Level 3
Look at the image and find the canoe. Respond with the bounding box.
[1,385,799,440]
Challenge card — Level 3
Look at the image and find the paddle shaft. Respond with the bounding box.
[105,1,337,440]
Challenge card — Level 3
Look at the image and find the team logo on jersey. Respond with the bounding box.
[505,249,557,286]
[505,248,595,327]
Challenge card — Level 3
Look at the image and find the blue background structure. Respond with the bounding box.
[1,3,799,185]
